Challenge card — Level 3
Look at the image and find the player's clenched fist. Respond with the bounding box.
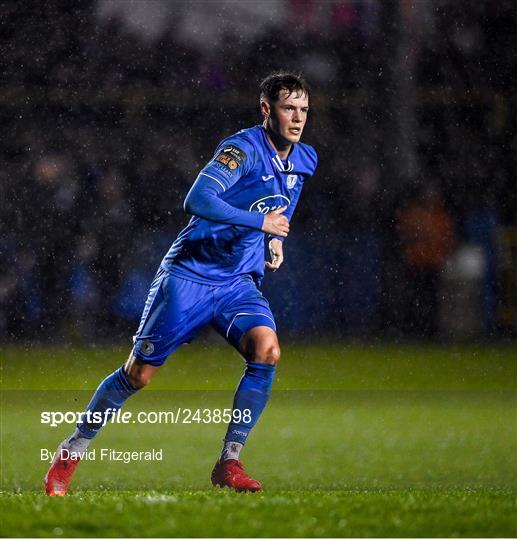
[261,206,289,237]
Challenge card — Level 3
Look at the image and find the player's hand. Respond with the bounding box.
[261,207,289,237]
[265,238,284,272]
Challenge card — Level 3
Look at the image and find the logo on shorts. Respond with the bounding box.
[140,340,155,356]
[286,174,298,189]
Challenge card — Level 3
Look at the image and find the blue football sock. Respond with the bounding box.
[75,366,138,439]
[225,361,276,446]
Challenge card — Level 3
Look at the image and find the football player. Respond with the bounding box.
[45,72,318,495]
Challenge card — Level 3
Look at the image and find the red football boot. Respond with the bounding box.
[211,459,262,492]
[44,442,81,496]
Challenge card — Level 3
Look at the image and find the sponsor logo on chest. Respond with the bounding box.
[249,194,291,214]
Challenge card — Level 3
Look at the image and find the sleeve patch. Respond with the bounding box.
[214,144,247,171]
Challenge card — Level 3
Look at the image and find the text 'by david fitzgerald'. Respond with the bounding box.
[41,448,163,464]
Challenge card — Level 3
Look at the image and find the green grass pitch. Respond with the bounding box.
[1,342,516,537]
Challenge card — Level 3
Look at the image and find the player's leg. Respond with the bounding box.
[44,269,213,495]
[222,325,279,456]
[44,267,170,496]
[63,354,158,451]
[68,354,159,448]
[44,353,159,496]
[211,278,279,491]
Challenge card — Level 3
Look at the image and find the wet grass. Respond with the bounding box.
[1,343,516,536]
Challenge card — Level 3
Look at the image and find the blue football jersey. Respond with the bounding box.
[161,125,318,284]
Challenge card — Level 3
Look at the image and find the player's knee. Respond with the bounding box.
[124,356,156,389]
[254,343,281,365]
[126,369,151,389]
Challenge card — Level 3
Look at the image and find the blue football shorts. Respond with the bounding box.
[132,266,276,365]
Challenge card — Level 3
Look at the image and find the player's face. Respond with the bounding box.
[264,89,309,145]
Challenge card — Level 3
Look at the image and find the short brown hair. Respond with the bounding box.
[259,72,310,103]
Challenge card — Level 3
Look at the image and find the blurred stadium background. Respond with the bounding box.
[2,0,516,345]
[1,2,516,537]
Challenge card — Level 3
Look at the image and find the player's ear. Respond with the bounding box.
[260,99,271,120]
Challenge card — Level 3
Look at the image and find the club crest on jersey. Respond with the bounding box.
[249,194,290,214]
[286,174,298,189]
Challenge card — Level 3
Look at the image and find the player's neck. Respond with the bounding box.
[264,126,292,161]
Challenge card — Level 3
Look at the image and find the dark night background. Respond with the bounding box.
[1,0,516,344]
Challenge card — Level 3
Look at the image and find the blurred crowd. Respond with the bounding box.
[1,1,515,342]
